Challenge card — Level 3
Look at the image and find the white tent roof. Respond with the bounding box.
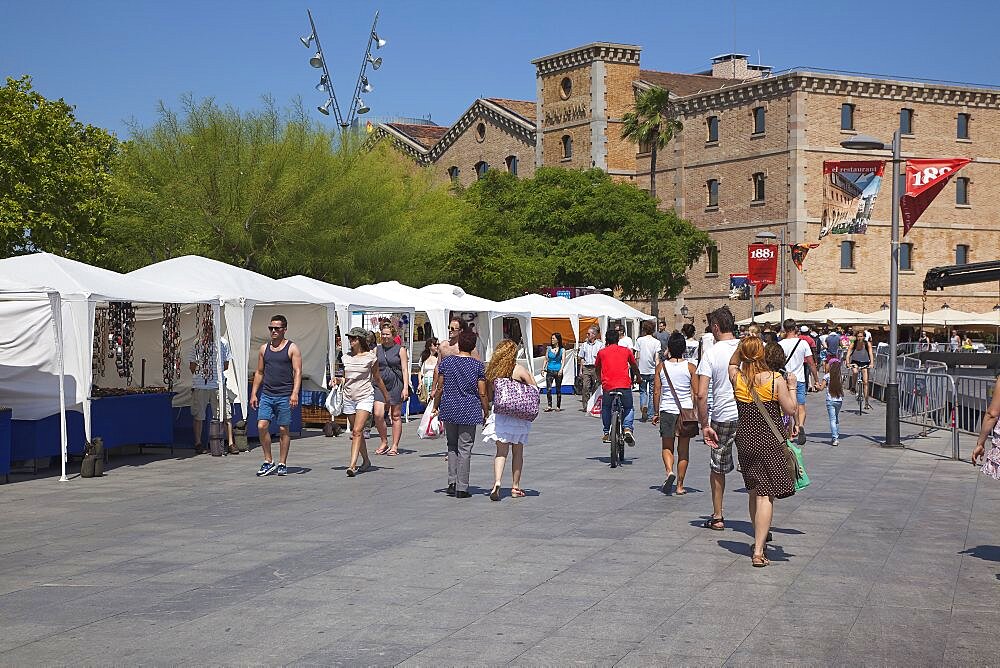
[357,280,452,313]
[571,294,654,320]
[853,308,931,326]
[796,307,869,325]
[736,308,809,326]
[0,252,213,304]
[495,293,583,318]
[963,311,1000,327]
[128,255,328,305]
[280,275,412,312]
[915,307,980,326]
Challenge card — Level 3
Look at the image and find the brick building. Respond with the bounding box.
[374,43,1000,324]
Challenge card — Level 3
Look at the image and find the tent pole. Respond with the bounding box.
[212,302,225,438]
[50,294,68,482]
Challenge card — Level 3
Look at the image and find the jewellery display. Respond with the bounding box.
[93,307,108,378]
[162,304,181,390]
[193,304,215,384]
[108,302,136,385]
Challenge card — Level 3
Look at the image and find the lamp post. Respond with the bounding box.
[301,9,386,127]
[754,230,785,323]
[680,305,695,324]
[840,130,902,448]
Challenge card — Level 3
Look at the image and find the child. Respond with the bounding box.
[818,358,844,446]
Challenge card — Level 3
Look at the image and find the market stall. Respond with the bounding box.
[570,293,654,340]
[495,294,582,389]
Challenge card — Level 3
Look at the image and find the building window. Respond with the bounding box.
[476,122,486,142]
[957,113,970,139]
[447,166,459,182]
[956,244,969,265]
[900,242,913,271]
[841,103,855,131]
[561,135,572,159]
[900,108,914,135]
[752,107,765,135]
[475,161,489,180]
[707,244,719,274]
[956,176,969,205]
[559,77,572,100]
[752,172,765,202]
[840,241,855,270]
[707,115,719,142]
[505,155,518,175]
[706,179,719,207]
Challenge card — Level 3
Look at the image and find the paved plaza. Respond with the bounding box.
[1,392,998,666]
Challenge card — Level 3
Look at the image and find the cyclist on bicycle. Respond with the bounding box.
[847,329,874,410]
[595,327,640,447]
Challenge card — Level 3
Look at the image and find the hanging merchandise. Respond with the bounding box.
[193,304,215,384]
[93,307,108,378]
[108,302,136,385]
[162,304,182,390]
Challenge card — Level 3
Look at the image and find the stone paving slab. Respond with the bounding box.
[1,391,999,666]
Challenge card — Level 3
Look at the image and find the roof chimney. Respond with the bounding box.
[709,53,772,80]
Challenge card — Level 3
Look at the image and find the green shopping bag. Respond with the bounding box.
[786,440,810,490]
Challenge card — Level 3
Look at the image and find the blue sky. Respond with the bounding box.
[2,0,995,137]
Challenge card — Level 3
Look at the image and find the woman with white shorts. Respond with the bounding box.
[333,327,390,477]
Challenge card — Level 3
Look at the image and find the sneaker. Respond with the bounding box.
[623,429,635,447]
[256,461,277,477]
[275,463,288,476]
[602,433,610,443]
[797,430,807,446]
[831,439,839,447]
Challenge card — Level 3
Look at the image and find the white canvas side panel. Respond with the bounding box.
[248,304,330,393]
[0,299,71,420]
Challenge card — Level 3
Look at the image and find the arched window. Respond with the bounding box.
[475,161,489,180]
[505,155,518,175]
[561,135,573,159]
[476,123,486,142]
[447,166,459,182]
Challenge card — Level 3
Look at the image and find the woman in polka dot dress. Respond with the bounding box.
[727,337,799,567]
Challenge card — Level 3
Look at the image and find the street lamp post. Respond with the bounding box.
[840,131,902,448]
[754,230,785,323]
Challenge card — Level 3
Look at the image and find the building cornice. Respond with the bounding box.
[532,42,641,76]
[428,99,536,162]
[366,125,431,164]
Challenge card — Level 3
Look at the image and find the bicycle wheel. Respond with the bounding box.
[609,410,621,468]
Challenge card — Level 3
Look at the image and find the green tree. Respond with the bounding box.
[106,95,464,285]
[0,75,119,261]
[447,167,710,307]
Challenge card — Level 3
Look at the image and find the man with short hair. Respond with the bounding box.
[697,306,740,531]
[781,319,817,445]
[616,323,635,356]
[188,337,234,455]
[635,320,661,422]
[577,326,603,411]
[251,315,302,477]
[825,326,842,361]
[595,327,640,452]
[655,319,671,354]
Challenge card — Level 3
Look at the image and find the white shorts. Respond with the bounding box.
[191,388,232,421]
[343,392,375,415]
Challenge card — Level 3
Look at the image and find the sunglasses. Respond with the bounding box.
[268,326,285,331]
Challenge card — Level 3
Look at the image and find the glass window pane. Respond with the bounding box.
[753,107,765,134]
[900,243,912,271]
[900,108,913,134]
[707,116,719,142]
[841,104,854,130]
[956,244,968,264]
[957,177,968,204]
[958,113,969,139]
[840,241,854,269]
[707,180,718,206]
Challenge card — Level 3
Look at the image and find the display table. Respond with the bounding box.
[10,393,175,465]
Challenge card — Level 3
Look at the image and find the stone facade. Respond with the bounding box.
[375,43,1000,326]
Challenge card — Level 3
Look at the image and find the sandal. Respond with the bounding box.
[544,407,553,412]
[386,449,398,456]
[490,485,501,501]
[751,552,770,568]
[374,445,390,455]
[511,487,526,498]
[703,516,725,531]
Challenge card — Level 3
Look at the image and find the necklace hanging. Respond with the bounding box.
[162,304,181,390]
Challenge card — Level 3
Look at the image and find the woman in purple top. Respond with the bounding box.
[432,329,488,498]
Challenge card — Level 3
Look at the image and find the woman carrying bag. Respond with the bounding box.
[484,339,539,501]
[651,332,698,496]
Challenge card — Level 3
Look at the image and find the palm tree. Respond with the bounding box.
[622,85,683,317]
[622,85,682,203]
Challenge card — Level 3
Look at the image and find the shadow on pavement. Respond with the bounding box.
[718,539,793,562]
[960,545,1000,562]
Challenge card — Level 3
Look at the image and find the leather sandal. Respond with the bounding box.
[752,552,770,567]
[703,516,725,531]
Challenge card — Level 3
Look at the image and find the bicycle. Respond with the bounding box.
[608,390,626,468]
[849,363,868,415]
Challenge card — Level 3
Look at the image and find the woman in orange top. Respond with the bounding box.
[728,337,799,567]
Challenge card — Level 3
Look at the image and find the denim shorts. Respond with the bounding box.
[796,382,807,404]
[258,393,291,426]
[343,392,375,416]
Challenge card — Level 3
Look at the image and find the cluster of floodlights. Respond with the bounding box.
[300,9,386,127]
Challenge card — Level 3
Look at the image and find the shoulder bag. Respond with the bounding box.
[493,375,540,422]
[747,377,809,490]
[662,364,699,438]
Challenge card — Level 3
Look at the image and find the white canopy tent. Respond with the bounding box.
[736,308,809,326]
[418,284,534,368]
[851,308,929,327]
[913,307,980,328]
[495,294,583,383]
[571,293,654,339]
[0,253,218,481]
[128,256,336,411]
[356,281,451,347]
[796,307,869,325]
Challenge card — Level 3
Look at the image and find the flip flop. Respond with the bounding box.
[374,446,390,455]
[674,489,688,496]
[386,450,399,456]
[511,487,526,498]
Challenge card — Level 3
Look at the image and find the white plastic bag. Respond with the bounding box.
[416,405,443,440]
[325,385,344,417]
[481,411,496,443]
[587,382,603,417]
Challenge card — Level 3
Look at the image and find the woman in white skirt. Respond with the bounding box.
[484,339,535,501]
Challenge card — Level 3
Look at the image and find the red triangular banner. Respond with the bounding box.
[901,158,971,235]
[790,243,820,272]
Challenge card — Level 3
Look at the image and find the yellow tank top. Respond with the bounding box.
[733,371,780,403]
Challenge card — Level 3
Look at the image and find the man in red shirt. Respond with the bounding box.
[595,327,640,446]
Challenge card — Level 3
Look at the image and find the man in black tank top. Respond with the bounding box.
[250,315,302,476]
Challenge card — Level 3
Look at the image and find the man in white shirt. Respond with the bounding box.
[696,305,741,531]
[616,323,635,355]
[635,320,662,422]
[577,325,604,412]
[780,319,817,445]
[188,338,234,455]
